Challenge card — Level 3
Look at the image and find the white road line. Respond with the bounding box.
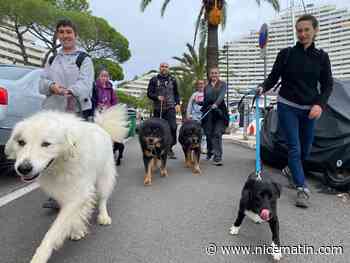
[0,182,39,208]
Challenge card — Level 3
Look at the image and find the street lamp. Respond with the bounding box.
[222,44,229,108]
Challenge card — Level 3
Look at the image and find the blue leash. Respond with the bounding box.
[255,95,262,180]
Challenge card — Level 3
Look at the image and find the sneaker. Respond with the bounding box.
[213,158,223,166]
[206,154,213,160]
[295,187,311,208]
[282,166,296,189]
[42,198,60,210]
[168,149,176,159]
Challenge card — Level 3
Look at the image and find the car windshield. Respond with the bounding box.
[0,66,34,81]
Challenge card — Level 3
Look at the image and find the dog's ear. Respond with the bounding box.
[5,122,25,159]
[272,182,282,198]
[64,131,78,159]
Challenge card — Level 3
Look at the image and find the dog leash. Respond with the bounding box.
[199,107,213,122]
[160,100,163,119]
[255,93,262,181]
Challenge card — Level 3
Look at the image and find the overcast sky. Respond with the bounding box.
[90,0,348,81]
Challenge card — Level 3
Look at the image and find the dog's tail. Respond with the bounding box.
[94,104,129,142]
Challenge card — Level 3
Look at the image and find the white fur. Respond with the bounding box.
[244,210,265,224]
[5,105,128,263]
[229,225,240,235]
[271,242,282,261]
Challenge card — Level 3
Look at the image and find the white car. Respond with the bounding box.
[0,64,45,173]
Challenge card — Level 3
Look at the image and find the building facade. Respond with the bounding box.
[118,72,157,98]
[0,22,47,67]
[219,4,350,103]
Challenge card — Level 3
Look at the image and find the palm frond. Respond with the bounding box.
[199,18,207,45]
[140,0,153,12]
[193,4,205,47]
[263,0,280,11]
[172,56,187,65]
[186,43,199,65]
[221,1,227,30]
[161,0,172,17]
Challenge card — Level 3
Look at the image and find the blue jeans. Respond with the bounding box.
[277,102,316,188]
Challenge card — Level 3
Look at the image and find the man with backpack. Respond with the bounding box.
[39,19,94,209]
[147,62,181,159]
[39,19,94,120]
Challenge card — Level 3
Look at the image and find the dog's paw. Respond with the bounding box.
[98,214,112,226]
[70,230,87,241]
[271,242,282,261]
[160,169,168,177]
[144,175,152,185]
[192,167,201,175]
[30,252,47,263]
[229,225,240,235]
[185,161,192,168]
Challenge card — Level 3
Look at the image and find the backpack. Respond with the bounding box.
[48,51,89,69]
[272,47,326,92]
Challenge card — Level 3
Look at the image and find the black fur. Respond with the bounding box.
[138,118,172,181]
[178,120,202,171]
[233,173,282,246]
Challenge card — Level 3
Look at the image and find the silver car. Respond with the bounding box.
[0,64,45,172]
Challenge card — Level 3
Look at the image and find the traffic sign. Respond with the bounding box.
[259,23,269,49]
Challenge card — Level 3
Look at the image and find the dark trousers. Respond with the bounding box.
[277,102,316,188]
[153,108,177,147]
[203,112,225,160]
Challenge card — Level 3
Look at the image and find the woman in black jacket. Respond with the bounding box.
[258,14,333,208]
[201,67,229,166]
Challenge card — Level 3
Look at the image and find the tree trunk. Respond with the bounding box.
[206,21,218,79]
[14,24,29,65]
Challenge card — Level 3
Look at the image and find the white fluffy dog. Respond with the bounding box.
[5,104,128,263]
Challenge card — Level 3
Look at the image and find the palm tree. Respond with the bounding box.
[172,40,206,80]
[140,0,280,76]
[170,40,206,119]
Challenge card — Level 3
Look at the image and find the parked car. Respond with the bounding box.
[0,64,45,174]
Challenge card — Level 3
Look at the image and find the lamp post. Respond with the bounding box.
[222,44,229,108]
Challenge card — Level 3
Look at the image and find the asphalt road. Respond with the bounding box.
[0,138,348,263]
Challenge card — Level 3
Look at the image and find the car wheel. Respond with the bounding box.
[324,167,350,191]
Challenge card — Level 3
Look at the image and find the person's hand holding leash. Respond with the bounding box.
[50,83,65,96]
[309,105,322,119]
[211,104,218,110]
[158,96,165,102]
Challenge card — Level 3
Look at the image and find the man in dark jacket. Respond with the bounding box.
[147,63,181,159]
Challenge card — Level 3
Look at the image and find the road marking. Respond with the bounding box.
[0,182,39,207]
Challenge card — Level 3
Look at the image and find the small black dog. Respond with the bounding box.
[138,118,172,185]
[229,173,282,261]
[178,120,202,174]
[113,142,125,166]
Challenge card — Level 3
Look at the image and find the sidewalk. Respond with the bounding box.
[223,130,256,149]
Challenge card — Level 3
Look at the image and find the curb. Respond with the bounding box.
[223,134,256,150]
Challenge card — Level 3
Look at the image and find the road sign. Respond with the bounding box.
[259,23,269,49]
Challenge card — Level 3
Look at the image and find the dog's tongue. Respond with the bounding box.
[260,209,270,221]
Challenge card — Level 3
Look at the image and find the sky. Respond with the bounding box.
[90,0,348,81]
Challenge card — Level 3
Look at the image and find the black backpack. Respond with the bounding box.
[48,51,89,69]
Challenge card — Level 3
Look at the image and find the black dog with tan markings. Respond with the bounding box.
[138,118,172,185]
[178,120,202,174]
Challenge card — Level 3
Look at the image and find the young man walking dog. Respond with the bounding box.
[39,19,95,209]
